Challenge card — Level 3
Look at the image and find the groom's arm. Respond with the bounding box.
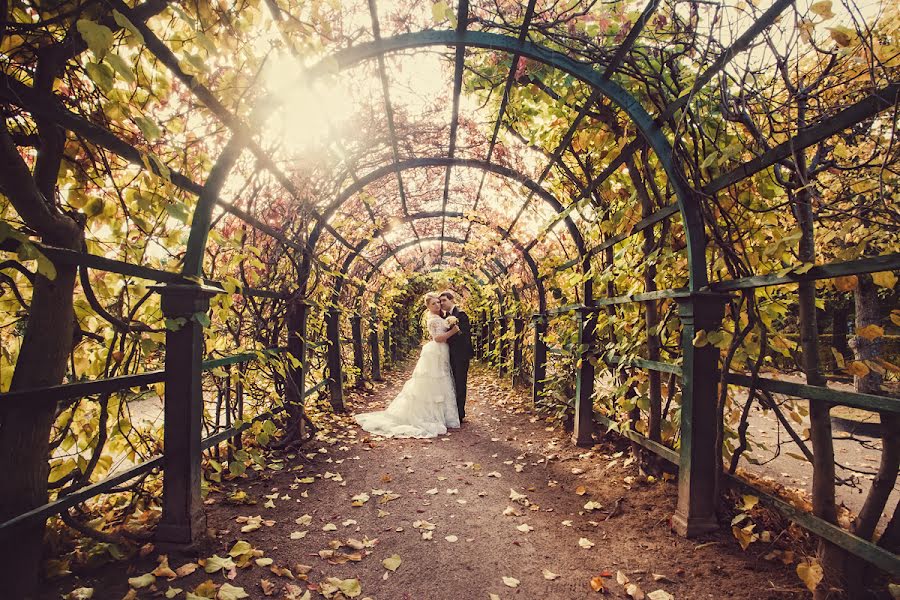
[457,311,472,341]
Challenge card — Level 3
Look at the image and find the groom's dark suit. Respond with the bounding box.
[445,306,473,421]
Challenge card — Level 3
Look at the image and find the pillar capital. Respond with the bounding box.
[152,283,220,317]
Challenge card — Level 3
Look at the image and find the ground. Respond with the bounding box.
[43,360,808,600]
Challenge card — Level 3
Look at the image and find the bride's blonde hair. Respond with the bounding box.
[421,292,439,328]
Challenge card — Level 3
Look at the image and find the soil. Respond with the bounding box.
[41,360,808,600]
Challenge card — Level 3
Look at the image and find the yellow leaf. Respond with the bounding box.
[833,275,858,291]
[382,554,402,571]
[590,575,606,592]
[872,271,897,289]
[810,1,834,19]
[739,494,759,511]
[796,560,824,592]
[828,26,854,47]
[857,324,884,341]
[692,329,708,347]
[575,485,587,496]
[846,361,870,377]
[128,573,155,589]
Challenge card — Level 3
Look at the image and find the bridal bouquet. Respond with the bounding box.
[445,316,459,327]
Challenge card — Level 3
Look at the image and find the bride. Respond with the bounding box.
[354,292,461,438]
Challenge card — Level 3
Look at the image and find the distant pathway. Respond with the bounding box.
[46,360,804,600]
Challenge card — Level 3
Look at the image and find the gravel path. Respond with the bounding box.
[46,360,806,600]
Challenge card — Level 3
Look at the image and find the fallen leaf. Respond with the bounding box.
[502,576,520,588]
[543,569,560,580]
[575,486,587,496]
[165,587,183,599]
[797,560,824,592]
[259,578,276,596]
[647,591,674,600]
[590,575,606,592]
[64,589,93,600]
[322,523,338,531]
[578,537,595,549]
[626,583,646,599]
[516,523,534,533]
[203,555,236,574]
[128,573,155,589]
[217,583,249,600]
[383,554,402,571]
[255,558,274,567]
[290,531,308,540]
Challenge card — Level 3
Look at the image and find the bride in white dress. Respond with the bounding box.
[354,293,461,438]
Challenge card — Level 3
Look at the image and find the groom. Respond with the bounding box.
[439,290,473,422]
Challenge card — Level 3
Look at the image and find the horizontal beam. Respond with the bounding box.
[705,82,900,195]
[709,254,900,292]
[725,373,900,414]
[0,348,287,404]
[0,239,290,298]
[594,410,678,463]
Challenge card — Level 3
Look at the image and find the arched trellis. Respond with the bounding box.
[3,0,897,592]
[184,30,708,294]
[169,25,716,545]
[330,211,546,312]
[303,157,588,293]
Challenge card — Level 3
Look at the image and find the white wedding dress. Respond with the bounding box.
[354,315,460,438]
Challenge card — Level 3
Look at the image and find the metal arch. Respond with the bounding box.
[330,212,546,312]
[357,260,499,311]
[304,157,588,274]
[302,30,708,289]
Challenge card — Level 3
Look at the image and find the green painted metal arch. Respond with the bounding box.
[304,30,707,289]
[330,211,546,311]
[301,156,588,295]
[307,157,587,255]
[188,30,707,290]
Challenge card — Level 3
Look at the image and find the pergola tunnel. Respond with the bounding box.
[0,0,898,597]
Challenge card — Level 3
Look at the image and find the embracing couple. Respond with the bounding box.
[355,290,473,438]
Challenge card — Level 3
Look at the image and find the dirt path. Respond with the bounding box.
[45,360,806,600]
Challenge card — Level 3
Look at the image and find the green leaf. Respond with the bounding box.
[193,312,211,327]
[76,19,114,59]
[165,317,187,331]
[112,10,145,44]
[134,116,161,141]
[104,53,135,84]
[85,62,115,92]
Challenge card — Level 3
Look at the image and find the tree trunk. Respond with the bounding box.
[0,262,79,597]
[793,168,845,599]
[845,273,895,598]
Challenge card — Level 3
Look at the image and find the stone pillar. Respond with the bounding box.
[512,317,525,386]
[324,308,344,412]
[350,314,365,387]
[285,298,309,438]
[369,309,382,381]
[532,314,548,407]
[572,306,597,447]
[498,315,509,376]
[154,283,219,546]
[671,292,728,537]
